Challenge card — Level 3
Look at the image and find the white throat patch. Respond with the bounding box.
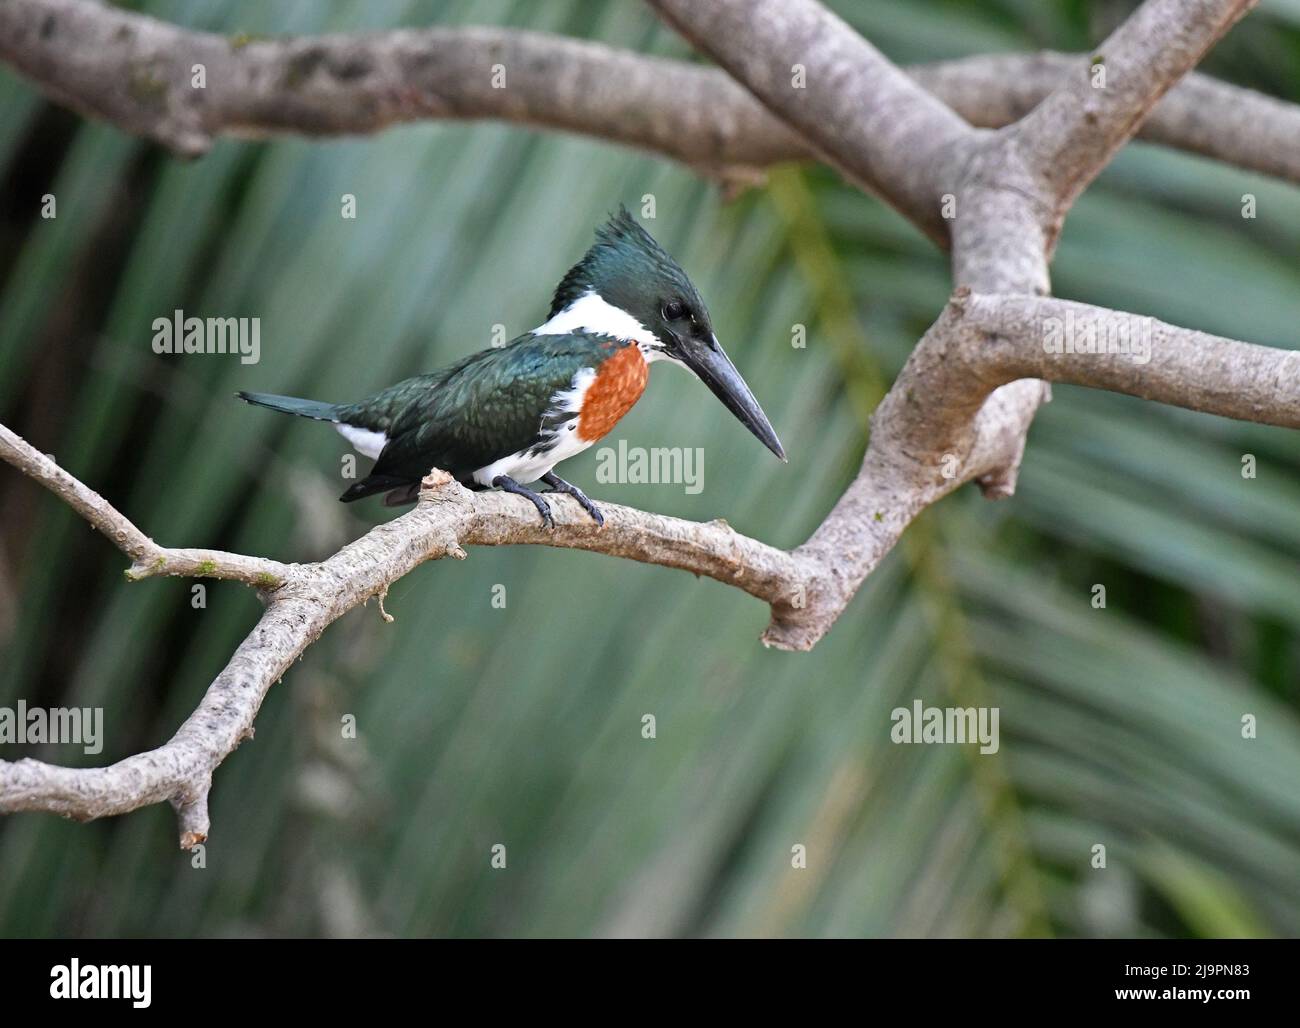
[535,291,659,348]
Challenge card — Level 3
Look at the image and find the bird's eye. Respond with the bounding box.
[663,301,685,321]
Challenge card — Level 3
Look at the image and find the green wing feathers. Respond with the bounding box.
[363,334,624,483]
[241,333,632,501]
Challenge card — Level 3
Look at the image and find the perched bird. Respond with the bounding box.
[238,207,784,525]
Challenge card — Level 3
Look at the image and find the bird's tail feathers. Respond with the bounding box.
[236,391,341,422]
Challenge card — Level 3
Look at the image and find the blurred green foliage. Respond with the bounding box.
[1,0,1299,938]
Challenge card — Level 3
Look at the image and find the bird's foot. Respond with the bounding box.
[493,475,554,528]
[542,472,605,526]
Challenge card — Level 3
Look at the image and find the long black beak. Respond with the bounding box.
[684,334,786,461]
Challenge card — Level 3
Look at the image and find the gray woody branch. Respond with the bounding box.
[1,0,1293,845]
[1,0,1297,193]
[1010,0,1256,243]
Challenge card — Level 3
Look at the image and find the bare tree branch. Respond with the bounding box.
[0,420,807,621]
[0,0,806,180]
[646,0,977,242]
[917,52,1300,188]
[935,0,1260,498]
[926,0,1258,493]
[2,0,965,236]
[0,435,797,846]
[970,292,1300,425]
[3,0,1298,197]
[0,424,291,587]
[1013,0,1258,240]
[773,286,1300,642]
[0,591,323,849]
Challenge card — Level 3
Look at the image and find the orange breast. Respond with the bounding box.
[577,345,649,442]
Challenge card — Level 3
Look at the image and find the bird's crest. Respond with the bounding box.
[548,206,702,318]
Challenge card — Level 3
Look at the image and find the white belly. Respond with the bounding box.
[471,417,593,486]
[473,364,598,486]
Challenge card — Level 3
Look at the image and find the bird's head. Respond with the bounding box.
[546,206,785,461]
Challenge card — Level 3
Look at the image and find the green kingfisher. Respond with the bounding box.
[237,207,784,525]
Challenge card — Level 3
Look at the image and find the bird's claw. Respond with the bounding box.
[493,474,555,528]
[541,472,605,527]
[551,490,603,527]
